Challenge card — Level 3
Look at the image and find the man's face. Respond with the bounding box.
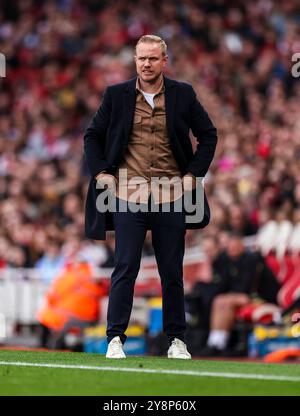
[227,238,244,259]
[135,42,167,83]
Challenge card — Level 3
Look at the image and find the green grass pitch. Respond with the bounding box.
[0,350,299,396]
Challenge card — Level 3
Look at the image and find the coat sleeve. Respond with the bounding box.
[187,86,218,178]
[83,87,112,178]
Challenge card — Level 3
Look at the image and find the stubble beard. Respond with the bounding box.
[140,71,162,85]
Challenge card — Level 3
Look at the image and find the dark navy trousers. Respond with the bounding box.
[106,197,186,345]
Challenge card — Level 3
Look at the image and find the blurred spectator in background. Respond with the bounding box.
[35,239,64,283]
[36,241,105,349]
[227,205,258,236]
[185,235,226,330]
[196,234,280,356]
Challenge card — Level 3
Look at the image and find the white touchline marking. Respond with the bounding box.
[0,361,300,383]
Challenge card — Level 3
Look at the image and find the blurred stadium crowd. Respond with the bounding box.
[0,0,299,278]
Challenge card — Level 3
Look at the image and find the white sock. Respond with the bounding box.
[207,330,230,350]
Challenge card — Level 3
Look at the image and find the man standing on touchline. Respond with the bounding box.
[84,35,218,359]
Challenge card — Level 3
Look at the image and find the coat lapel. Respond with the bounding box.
[123,77,137,145]
[163,75,176,140]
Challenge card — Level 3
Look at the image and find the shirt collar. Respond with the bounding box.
[136,76,165,94]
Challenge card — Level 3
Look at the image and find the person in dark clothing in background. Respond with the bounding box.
[187,234,280,356]
[185,235,226,330]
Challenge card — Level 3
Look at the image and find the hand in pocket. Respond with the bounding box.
[96,173,118,190]
[182,173,197,192]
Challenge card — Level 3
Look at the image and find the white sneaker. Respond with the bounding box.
[106,336,126,359]
[167,338,191,359]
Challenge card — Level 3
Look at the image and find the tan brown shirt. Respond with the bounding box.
[116,77,183,204]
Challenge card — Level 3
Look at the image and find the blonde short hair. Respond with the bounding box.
[135,35,167,57]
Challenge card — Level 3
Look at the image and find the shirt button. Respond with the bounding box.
[151,126,155,133]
